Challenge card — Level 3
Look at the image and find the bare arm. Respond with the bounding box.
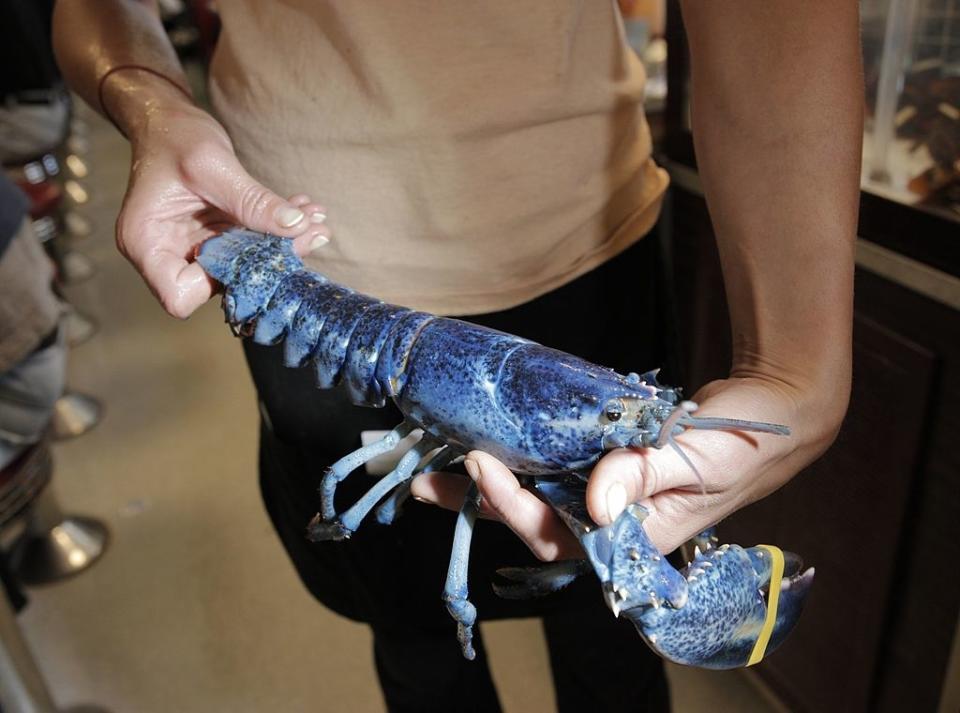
[53,0,189,132]
[53,1,329,317]
[681,0,860,431]
[414,2,862,557]
[580,1,862,542]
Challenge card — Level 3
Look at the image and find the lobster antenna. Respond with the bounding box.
[678,415,790,437]
[654,400,791,494]
[656,402,706,494]
[655,401,699,449]
[668,437,706,494]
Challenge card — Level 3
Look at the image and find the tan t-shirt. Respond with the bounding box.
[209,1,668,315]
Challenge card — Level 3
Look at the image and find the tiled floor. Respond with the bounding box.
[15,106,782,713]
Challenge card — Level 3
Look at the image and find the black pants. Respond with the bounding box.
[245,233,677,713]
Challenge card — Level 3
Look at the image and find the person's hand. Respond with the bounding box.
[411,372,844,559]
[114,89,329,318]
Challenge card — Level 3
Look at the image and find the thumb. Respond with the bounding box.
[586,448,713,554]
[198,154,313,238]
[586,447,687,527]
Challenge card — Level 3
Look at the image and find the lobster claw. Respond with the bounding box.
[581,504,689,615]
[746,546,816,658]
[618,541,815,669]
[537,478,814,669]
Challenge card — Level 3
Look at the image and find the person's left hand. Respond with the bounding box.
[410,373,842,559]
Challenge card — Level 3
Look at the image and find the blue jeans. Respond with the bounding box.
[0,327,63,470]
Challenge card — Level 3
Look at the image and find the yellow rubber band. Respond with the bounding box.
[746,545,784,667]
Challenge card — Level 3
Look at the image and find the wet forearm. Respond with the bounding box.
[52,0,195,138]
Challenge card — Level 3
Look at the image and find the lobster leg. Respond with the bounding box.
[374,480,413,526]
[693,527,719,552]
[319,422,415,520]
[374,448,459,525]
[492,560,591,600]
[443,481,480,660]
[310,435,444,541]
[679,526,720,565]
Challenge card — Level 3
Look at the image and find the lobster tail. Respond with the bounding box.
[254,271,327,345]
[197,229,304,323]
[197,229,426,408]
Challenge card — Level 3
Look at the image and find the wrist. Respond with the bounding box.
[726,356,851,454]
[99,67,196,142]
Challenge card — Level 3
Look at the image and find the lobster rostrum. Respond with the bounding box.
[197,228,815,669]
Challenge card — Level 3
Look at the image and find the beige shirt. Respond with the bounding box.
[209,1,668,315]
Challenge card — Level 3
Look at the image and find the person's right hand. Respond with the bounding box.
[115,97,329,318]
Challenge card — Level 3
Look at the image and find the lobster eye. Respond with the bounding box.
[605,399,624,422]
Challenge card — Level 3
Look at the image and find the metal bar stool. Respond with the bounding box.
[0,443,110,711]
[1,441,107,585]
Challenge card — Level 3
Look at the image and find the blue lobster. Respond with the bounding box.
[197,228,815,669]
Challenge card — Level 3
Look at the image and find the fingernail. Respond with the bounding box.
[464,458,480,482]
[412,495,431,504]
[310,234,330,251]
[310,212,327,224]
[277,206,305,227]
[605,482,627,524]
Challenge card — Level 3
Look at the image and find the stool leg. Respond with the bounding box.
[63,212,92,241]
[13,487,107,586]
[57,250,97,285]
[50,393,102,440]
[0,581,58,713]
[61,307,99,349]
[0,575,113,712]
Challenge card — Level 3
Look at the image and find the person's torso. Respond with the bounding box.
[209,1,668,314]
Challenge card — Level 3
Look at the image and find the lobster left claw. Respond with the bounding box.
[583,505,814,669]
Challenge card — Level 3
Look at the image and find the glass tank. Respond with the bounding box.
[862,0,960,221]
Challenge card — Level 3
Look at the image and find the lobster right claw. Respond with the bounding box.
[534,477,814,669]
[758,550,816,657]
[619,539,815,669]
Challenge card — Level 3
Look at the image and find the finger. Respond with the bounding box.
[300,201,328,224]
[410,471,469,511]
[466,451,581,561]
[137,250,215,319]
[629,496,719,557]
[409,471,498,520]
[292,223,331,255]
[281,196,329,255]
[293,202,329,253]
[288,195,329,226]
[586,447,697,527]
[197,155,314,237]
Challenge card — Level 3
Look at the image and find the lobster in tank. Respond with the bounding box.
[197,227,815,669]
